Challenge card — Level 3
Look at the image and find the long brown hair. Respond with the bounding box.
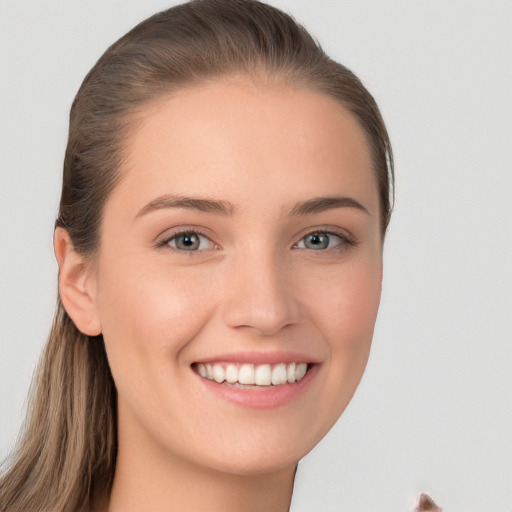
[1,1,393,510]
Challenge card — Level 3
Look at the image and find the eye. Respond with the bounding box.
[295,231,347,251]
[165,231,213,251]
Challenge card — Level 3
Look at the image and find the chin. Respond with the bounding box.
[185,420,325,477]
[201,449,301,478]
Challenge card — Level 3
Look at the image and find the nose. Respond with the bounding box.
[222,249,301,336]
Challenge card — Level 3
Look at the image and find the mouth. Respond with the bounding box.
[193,361,310,388]
[192,358,318,409]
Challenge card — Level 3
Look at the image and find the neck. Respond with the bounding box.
[106,424,296,512]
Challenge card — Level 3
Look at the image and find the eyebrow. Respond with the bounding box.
[136,194,368,219]
[289,196,369,216]
[136,194,236,218]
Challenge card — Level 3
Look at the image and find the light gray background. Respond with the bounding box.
[1,1,511,510]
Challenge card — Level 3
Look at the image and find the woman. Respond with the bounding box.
[1,1,402,510]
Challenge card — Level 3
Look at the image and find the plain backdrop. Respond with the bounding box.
[1,1,511,511]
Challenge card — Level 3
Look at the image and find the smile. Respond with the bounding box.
[195,362,309,386]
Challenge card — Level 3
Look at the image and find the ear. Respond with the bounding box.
[54,227,102,336]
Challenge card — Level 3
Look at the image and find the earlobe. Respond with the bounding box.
[54,227,102,336]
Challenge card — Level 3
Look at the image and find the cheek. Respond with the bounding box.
[94,259,218,385]
[329,263,381,361]
[303,253,382,342]
[301,256,382,408]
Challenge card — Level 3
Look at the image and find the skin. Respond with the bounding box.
[56,77,383,512]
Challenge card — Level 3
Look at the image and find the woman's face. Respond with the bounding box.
[89,78,383,476]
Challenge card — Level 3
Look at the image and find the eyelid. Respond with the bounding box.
[154,226,219,253]
[153,224,356,253]
[292,226,356,250]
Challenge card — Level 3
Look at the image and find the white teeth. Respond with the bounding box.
[213,365,225,383]
[254,364,271,386]
[225,363,238,384]
[239,364,255,385]
[287,362,296,383]
[295,363,307,381]
[197,362,310,386]
[271,363,287,385]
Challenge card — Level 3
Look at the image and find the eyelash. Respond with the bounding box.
[292,229,356,252]
[156,228,356,254]
[155,229,216,254]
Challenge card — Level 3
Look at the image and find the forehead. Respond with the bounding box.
[113,78,378,216]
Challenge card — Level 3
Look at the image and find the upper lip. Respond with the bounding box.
[192,351,321,365]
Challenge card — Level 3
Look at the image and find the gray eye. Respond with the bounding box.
[297,233,343,250]
[169,233,210,251]
[303,233,329,250]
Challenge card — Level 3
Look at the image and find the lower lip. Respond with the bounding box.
[195,365,318,409]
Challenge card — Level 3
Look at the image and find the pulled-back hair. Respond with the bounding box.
[1,1,393,510]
